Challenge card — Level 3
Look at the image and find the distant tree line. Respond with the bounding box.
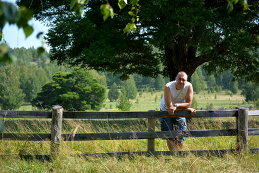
[191,67,259,103]
[0,48,258,110]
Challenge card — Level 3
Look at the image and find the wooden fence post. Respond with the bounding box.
[51,105,63,158]
[147,118,156,152]
[237,107,248,152]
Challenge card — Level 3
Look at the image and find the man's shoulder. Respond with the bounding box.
[165,81,176,87]
[186,81,192,86]
[184,81,192,88]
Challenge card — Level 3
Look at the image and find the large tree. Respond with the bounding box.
[18,0,259,81]
[32,69,107,111]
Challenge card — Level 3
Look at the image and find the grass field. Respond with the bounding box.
[101,90,254,111]
[1,90,258,172]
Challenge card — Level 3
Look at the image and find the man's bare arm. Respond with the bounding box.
[164,85,176,115]
[175,84,193,108]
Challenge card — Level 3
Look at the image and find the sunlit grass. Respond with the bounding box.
[100,90,254,111]
[0,151,258,173]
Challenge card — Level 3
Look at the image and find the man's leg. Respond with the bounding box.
[160,117,187,151]
[167,118,187,151]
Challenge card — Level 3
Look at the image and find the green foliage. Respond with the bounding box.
[100,3,115,21]
[153,75,165,91]
[22,0,258,82]
[133,74,166,91]
[192,97,198,109]
[255,99,259,107]
[0,65,24,110]
[0,44,15,63]
[104,72,122,88]
[207,75,217,93]
[240,82,259,102]
[206,103,214,110]
[19,66,49,102]
[0,1,34,63]
[230,81,238,94]
[70,0,88,16]
[121,77,138,99]
[116,93,132,111]
[108,83,120,102]
[0,2,33,37]
[215,71,236,92]
[191,68,206,93]
[10,48,70,103]
[227,0,250,12]
[32,69,107,111]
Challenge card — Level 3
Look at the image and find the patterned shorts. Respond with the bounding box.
[160,117,187,143]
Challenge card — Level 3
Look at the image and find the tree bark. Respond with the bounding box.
[164,37,197,81]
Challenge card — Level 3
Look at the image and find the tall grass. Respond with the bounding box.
[0,151,258,172]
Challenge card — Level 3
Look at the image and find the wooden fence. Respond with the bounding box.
[0,106,258,158]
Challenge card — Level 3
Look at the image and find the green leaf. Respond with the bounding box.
[227,2,233,13]
[243,4,249,10]
[70,0,88,16]
[128,11,134,16]
[241,0,249,10]
[37,47,45,56]
[0,43,9,55]
[123,25,130,33]
[0,43,15,63]
[130,0,139,5]
[17,7,33,35]
[136,16,139,22]
[118,0,127,9]
[3,2,19,23]
[123,23,136,33]
[70,0,88,10]
[70,0,77,10]
[19,7,33,21]
[233,0,239,4]
[23,25,33,38]
[128,23,136,30]
[100,4,114,21]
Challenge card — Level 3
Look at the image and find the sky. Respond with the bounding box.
[2,0,49,49]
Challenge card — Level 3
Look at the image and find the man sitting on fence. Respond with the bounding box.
[160,71,196,150]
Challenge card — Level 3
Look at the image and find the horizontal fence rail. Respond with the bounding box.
[0,111,51,118]
[1,129,258,141]
[0,110,239,119]
[0,107,258,158]
[248,110,259,116]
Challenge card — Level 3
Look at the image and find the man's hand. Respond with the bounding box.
[186,107,196,114]
[174,107,196,115]
[167,106,176,115]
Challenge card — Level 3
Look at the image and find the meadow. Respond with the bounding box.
[0,90,258,172]
[101,90,254,111]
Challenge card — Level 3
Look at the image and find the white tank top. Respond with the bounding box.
[160,81,191,111]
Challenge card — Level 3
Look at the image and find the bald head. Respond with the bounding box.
[176,71,188,80]
[175,71,188,89]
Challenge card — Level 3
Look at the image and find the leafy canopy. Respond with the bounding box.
[18,0,259,82]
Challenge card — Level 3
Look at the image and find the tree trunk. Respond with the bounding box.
[164,37,197,81]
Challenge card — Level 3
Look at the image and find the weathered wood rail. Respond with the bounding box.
[0,106,258,158]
